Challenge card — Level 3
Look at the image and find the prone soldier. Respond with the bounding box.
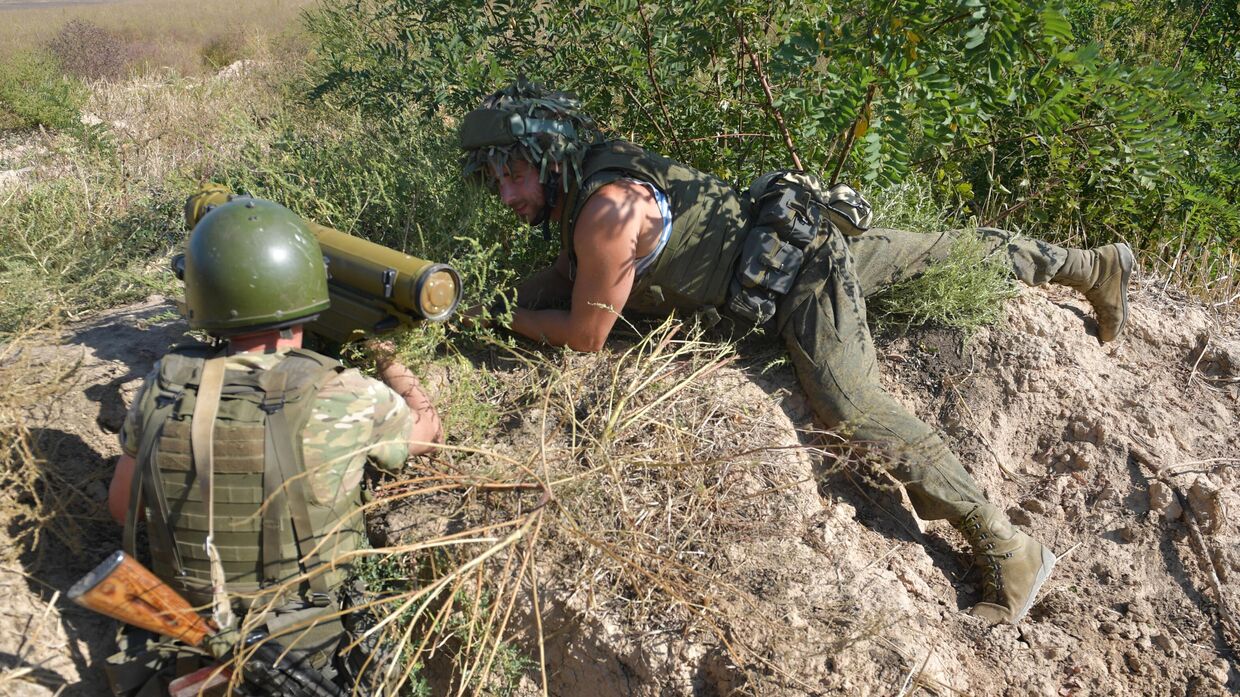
[104,196,443,695]
[458,80,1134,624]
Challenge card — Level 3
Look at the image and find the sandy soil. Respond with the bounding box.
[2,274,1237,695]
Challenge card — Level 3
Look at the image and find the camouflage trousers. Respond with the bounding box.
[775,226,1068,522]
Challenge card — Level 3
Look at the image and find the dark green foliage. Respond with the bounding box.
[304,0,1238,306]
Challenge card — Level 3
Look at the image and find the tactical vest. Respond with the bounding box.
[123,344,365,611]
[558,141,752,315]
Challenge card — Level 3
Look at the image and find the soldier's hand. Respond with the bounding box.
[453,305,493,331]
[361,337,398,362]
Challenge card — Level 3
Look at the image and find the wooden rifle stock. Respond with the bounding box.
[70,552,348,697]
[67,550,214,646]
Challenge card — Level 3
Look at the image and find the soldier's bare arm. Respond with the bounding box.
[514,250,575,309]
[372,350,444,454]
[108,454,138,525]
[509,182,655,351]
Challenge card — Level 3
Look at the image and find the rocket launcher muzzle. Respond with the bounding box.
[180,187,462,343]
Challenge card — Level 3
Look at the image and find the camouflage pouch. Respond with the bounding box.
[736,227,804,294]
[822,181,872,237]
[727,173,825,325]
[726,278,778,326]
[748,171,873,237]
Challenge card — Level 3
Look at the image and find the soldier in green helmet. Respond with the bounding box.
[459,79,1134,625]
[104,197,443,695]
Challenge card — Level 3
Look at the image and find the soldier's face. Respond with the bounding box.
[492,159,544,224]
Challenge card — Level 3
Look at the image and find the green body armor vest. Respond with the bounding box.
[123,344,365,610]
[559,141,752,315]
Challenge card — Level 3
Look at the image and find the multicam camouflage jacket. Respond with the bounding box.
[119,346,412,606]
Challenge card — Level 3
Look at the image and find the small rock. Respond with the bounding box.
[1150,633,1177,655]
[1204,658,1231,685]
[1187,477,1224,534]
[1123,650,1146,675]
[1148,481,1183,520]
[1068,417,1105,446]
[1008,506,1033,526]
[1125,599,1153,621]
[1021,499,1048,514]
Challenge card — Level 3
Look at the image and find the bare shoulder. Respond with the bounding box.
[577,179,659,241]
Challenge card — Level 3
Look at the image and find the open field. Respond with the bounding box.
[0,0,314,75]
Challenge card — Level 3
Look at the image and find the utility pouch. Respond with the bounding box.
[755,187,820,247]
[727,225,805,325]
[726,279,778,326]
[727,171,842,326]
[736,227,804,295]
[823,181,872,237]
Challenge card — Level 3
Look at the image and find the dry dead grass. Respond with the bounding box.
[256,318,872,695]
[0,323,83,564]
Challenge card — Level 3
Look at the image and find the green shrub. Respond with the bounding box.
[0,52,87,131]
[868,232,1019,336]
[201,32,245,70]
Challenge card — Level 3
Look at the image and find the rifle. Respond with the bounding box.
[69,550,347,697]
[177,185,463,344]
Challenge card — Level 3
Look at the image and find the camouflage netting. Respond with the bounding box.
[459,78,603,189]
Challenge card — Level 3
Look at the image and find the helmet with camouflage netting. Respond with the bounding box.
[183,198,329,335]
[459,78,602,191]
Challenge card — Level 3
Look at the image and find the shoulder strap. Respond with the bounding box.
[258,352,345,603]
[190,356,237,630]
[559,141,657,277]
[123,348,214,572]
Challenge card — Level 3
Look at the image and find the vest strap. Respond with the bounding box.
[190,356,237,630]
[127,369,189,575]
[260,354,343,604]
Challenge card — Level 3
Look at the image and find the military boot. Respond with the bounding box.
[954,505,1056,624]
[1053,243,1135,342]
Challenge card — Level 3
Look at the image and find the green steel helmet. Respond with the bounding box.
[459,79,602,190]
[183,198,329,335]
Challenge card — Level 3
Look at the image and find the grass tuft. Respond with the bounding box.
[0,52,87,131]
[868,232,1020,336]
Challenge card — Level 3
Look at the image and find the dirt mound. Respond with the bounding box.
[2,279,1237,695]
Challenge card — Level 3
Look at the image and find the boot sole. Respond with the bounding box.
[1011,546,1057,623]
